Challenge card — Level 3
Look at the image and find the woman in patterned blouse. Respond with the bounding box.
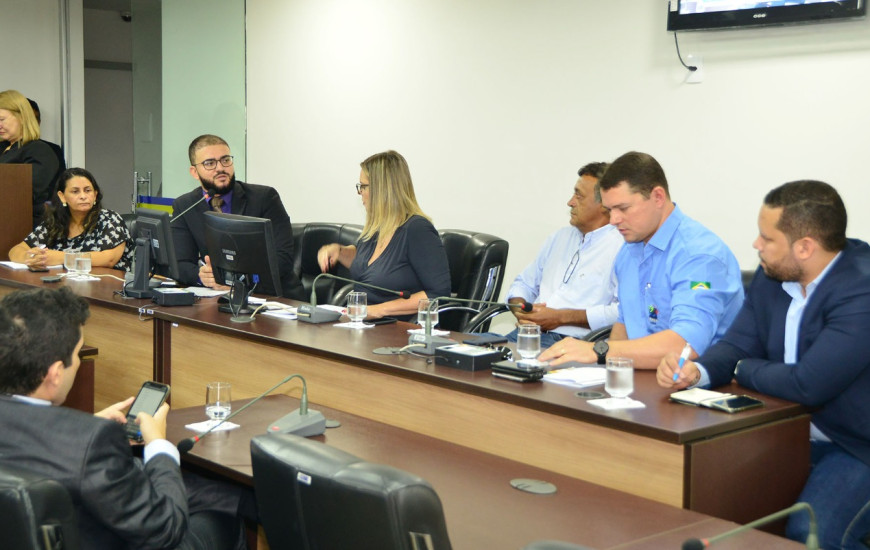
[8,167,133,271]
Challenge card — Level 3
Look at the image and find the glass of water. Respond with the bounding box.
[418,298,439,330]
[75,252,92,278]
[205,382,232,422]
[64,248,80,278]
[517,324,541,362]
[605,357,634,401]
[346,291,368,328]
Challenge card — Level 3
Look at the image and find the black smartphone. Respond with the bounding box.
[462,334,508,346]
[706,395,763,413]
[491,360,545,382]
[125,381,171,441]
[40,275,63,283]
[28,266,49,273]
[368,317,398,325]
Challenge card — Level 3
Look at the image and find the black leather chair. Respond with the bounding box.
[291,222,363,304]
[251,433,453,550]
[0,464,80,550]
[436,229,509,331]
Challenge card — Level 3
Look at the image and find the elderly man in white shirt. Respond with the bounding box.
[504,162,623,349]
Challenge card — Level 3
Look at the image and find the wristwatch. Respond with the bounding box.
[592,340,609,365]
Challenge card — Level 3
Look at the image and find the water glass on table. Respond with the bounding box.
[517,324,541,362]
[605,357,634,401]
[75,252,92,278]
[205,382,232,422]
[346,291,368,328]
[418,298,439,330]
[64,247,80,278]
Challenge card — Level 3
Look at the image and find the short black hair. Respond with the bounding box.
[598,151,669,199]
[764,180,847,252]
[578,162,609,180]
[0,287,89,395]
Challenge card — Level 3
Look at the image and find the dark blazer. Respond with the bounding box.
[700,239,870,466]
[0,139,62,228]
[171,181,305,300]
[0,396,189,549]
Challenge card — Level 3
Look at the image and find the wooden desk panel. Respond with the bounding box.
[168,395,804,550]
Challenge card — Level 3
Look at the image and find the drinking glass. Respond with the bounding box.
[516,324,541,361]
[75,252,92,278]
[205,382,232,422]
[605,357,634,400]
[418,298,439,330]
[64,248,80,278]
[346,291,368,328]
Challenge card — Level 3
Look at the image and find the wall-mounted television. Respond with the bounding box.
[667,1,866,31]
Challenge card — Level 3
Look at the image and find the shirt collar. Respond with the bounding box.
[11,394,51,406]
[646,203,683,252]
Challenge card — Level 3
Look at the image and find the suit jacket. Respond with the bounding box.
[0,139,62,228]
[171,181,305,300]
[700,239,870,466]
[0,396,188,549]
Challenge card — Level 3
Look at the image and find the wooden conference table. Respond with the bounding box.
[168,395,803,549]
[0,268,810,526]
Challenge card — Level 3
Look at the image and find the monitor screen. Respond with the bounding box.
[667,0,866,31]
[202,212,283,298]
[127,208,181,298]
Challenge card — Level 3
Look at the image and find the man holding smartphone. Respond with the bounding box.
[657,181,870,550]
[0,287,249,549]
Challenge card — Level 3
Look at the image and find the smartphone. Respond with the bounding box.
[40,275,63,283]
[706,395,763,413]
[463,334,508,346]
[125,381,171,441]
[28,266,49,273]
[491,360,545,382]
[368,317,398,325]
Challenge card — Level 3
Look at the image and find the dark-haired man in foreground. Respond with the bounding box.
[0,287,248,549]
[658,180,870,549]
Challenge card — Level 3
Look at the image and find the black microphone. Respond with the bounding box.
[170,192,211,224]
[177,373,296,453]
[682,502,819,550]
[298,272,411,324]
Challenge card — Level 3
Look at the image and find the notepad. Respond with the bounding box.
[543,366,606,388]
[669,387,734,406]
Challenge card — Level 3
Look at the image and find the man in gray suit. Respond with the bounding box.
[0,287,247,549]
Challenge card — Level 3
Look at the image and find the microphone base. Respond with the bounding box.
[407,333,455,355]
[267,408,327,437]
[297,304,342,324]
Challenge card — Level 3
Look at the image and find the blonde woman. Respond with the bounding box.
[0,89,62,228]
[318,150,451,320]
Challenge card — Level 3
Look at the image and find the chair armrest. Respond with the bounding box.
[582,325,612,343]
[461,304,510,334]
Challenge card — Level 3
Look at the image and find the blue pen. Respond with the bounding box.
[673,342,693,382]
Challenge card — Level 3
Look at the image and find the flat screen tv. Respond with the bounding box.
[667,0,866,31]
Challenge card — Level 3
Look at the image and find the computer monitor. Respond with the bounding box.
[203,211,283,322]
[127,208,181,299]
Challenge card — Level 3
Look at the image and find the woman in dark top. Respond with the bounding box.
[318,150,451,320]
[0,89,61,228]
[9,168,133,271]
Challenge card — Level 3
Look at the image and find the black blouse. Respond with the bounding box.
[24,209,134,272]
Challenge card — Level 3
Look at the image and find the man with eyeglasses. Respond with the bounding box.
[170,134,306,300]
[539,151,743,369]
[503,162,623,348]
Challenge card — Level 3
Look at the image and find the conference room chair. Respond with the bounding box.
[251,433,453,550]
[0,464,80,550]
[291,222,363,304]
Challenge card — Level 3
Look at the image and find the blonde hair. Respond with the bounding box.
[360,150,429,241]
[0,90,40,145]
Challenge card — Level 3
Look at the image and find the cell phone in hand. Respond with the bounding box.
[125,381,171,441]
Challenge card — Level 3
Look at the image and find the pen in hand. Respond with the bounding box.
[673,342,693,382]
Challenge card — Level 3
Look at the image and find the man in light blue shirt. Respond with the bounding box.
[505,162,623,348]
[540,151,743,369]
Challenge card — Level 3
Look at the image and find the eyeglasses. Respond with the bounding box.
[194,155,234,170]
[355,183,370,194]
[563,250,580,284]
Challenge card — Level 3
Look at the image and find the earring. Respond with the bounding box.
[62,202,67,207]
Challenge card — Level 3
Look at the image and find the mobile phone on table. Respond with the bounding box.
[705,395,763,413]
[125,381,171,441]
[491,360,545,382]
[462,334,508,346]
[368,317,398,325]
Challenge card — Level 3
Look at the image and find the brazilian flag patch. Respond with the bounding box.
[691,281,711,290]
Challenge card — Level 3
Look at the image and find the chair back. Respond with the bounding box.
[0,464,79,550]
[292,222,363,304]
[438,229,509,331]
[251,433,453,550]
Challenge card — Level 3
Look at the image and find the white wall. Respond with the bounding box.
[246,0,870,295]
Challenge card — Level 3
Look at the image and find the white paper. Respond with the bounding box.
[0,261,63,271]
[184,420,241,432]
[587,397,646,410]
[544,366,606,388]
[407,328,450,336]
[183,287,230,297]
[333,322,375,329]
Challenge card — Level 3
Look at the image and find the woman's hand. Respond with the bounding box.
[317,244,341,272]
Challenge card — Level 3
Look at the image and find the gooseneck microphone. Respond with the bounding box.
[177,373,296,454]
[298,272,411,324]
[681,502,818,550]
[170,192,212,224]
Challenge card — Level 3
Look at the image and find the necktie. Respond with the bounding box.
[210,195,225,213]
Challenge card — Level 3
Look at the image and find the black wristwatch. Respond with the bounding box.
[593,340,609,365]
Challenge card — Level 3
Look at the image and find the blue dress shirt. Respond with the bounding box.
[615,204,743,355]
[507,224,623,337]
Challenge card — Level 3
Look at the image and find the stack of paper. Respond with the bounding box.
[543,366,606,388]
